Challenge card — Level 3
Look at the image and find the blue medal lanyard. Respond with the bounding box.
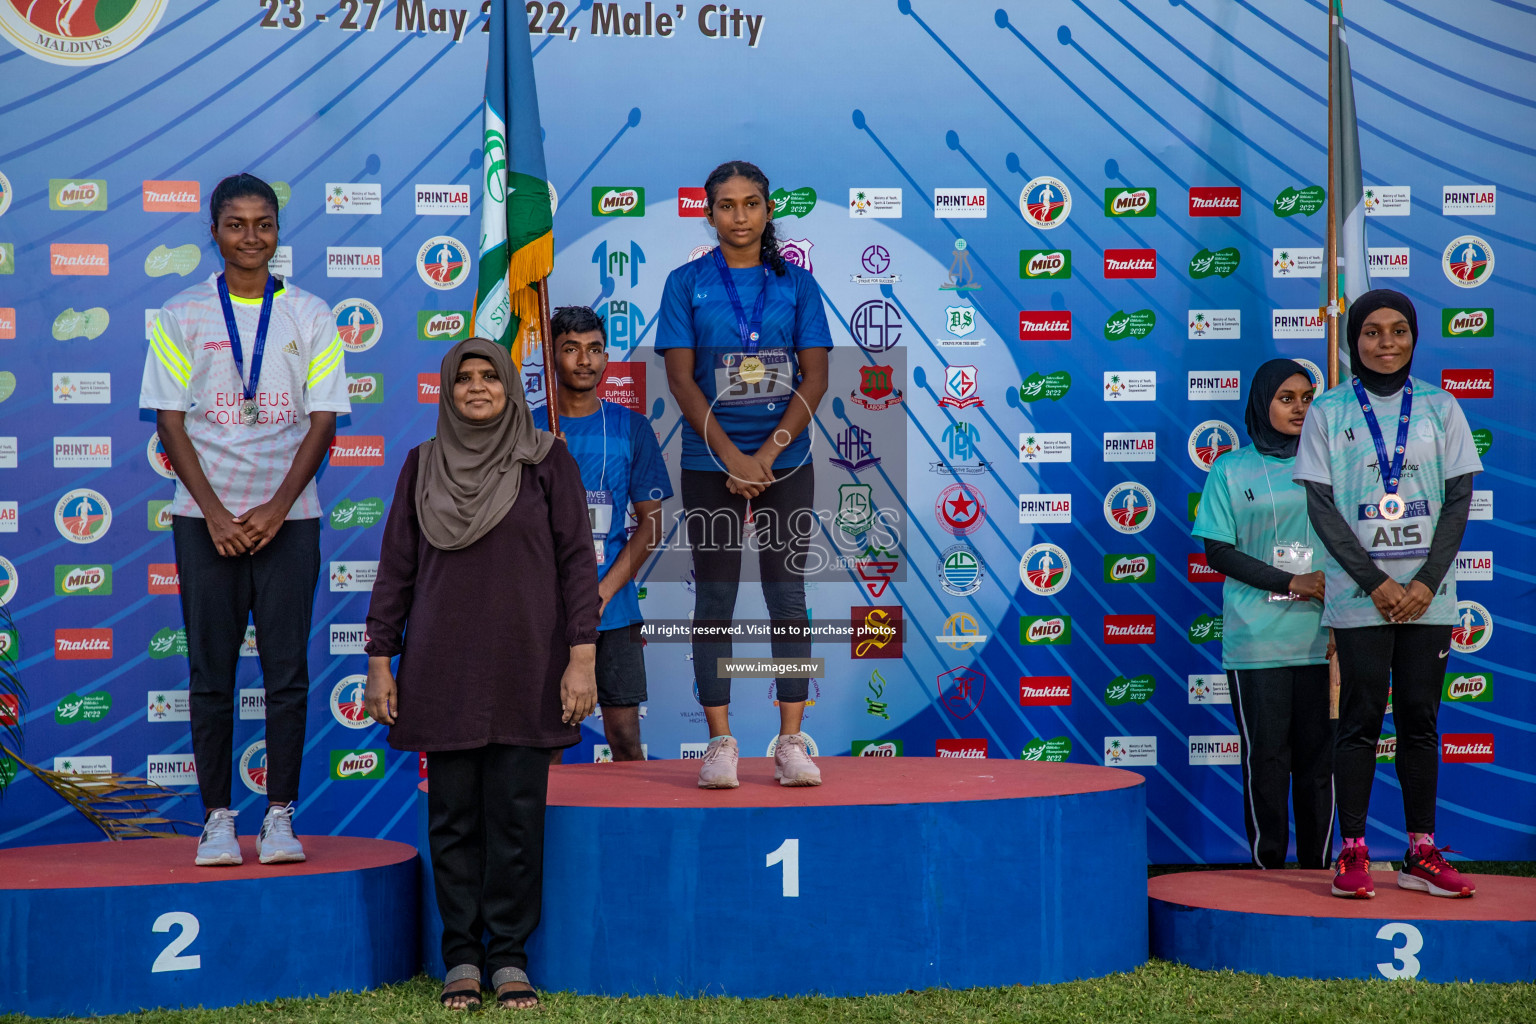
[710,246,768,354]
[216,272,277,409]
[1350,376,1413,497]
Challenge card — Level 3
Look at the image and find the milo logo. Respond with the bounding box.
[346,373,383,403]
[0,629,17,661]
[1441,308,1493,337]
[1105,555,1154,582]
[148,627,188,659]
[1443,673,1492,702]
[1020,615,1071,645]
[1020,249,1071,279]
[1376,733,1397,763]
[56,565,111,595]
[592,187,645,217]
[330,748,385,779]
[1104,187,1156,217]
[851,740,902,757]
[50,179,107,210]
[419,311,470,340]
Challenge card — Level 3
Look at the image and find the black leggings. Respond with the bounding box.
[1333,624,1453,839]
[683,467,814,707]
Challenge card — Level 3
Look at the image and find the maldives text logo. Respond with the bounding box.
[55,629,112,660]
[1103,371,1155,401]
[1018,312,1071,340]
[935,188,987,219]
[1103,615,1155,645]
[49,179,107,211]
[329,436,385,466]
[143,180,199,212]
[1440,369,1493,398]
[55,564,112,595]
[848,188,901,218]
[1442,309,1493,337]
[1188,186,1240,216]
[1272,248,1322,278]
[329,561,379,592]
[1441,734,1494,763]
[1104,249,1156,278]
[50,244,109,275]
[1189,735,1240,766]
[1104,187,1156,217]
[1019,677,1072,706]
[1018,432,1070,462]
[326,183,382,215]
[1273,309,1325,339]
[1188,674,1230,704]
[0,2,168,66]
[147,691,191,721]
[327,246,382,279]
[1442,186,1495,216]
[592,187,644,217]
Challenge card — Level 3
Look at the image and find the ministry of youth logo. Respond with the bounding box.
[1021,176,1071,229]
[1103,482,1155,534]
[1019,543,1070,596]
[0,0,167,66]
[416,236,470,290]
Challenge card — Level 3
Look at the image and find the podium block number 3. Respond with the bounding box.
[1375,922,1423,980]
[766,838,800,898]
[151,912,202,973]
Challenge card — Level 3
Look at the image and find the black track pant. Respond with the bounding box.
[427,744,549,976]
[1333,624,1452,839]
[173,516,320,809]
[1228,665,1336,868]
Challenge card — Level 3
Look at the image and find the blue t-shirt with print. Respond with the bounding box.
[654,254,834,472]
[534,400,673,631]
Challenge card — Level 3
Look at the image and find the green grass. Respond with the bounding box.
[10,962,1533,1024]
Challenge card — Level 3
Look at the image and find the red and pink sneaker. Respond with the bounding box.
[1399,842,1476,898]
[1331,844,1375,899]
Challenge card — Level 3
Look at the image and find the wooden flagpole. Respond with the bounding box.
[538,277,559,435]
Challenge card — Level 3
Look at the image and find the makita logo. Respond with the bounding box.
[1019,677,1072,706]
[51,245,109,273]
[1018,312,1072,339]
[143,188,196,206]
[677,187,707,216]
[55,628,112,659]
[1103,615,1155,643]
[418,374,441,403]
[935,738,988,758]
[1189,187,1241,215]
[1441,370,1493,396]
[422,313,466,338]
[147,563,180,594]
[1442,734,1494,762]
[1104,249,1156,278]
[1187,554,1224,581]
[329,436,385,466]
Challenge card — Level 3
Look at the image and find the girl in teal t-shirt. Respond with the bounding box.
[1194,359,1332,870]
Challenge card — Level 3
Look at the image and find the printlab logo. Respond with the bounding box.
[1454,551,1492,582]
[1273,309,1325,339]
[1019,543,1070,597]
[591,187,644,217]
[853,244,900,285]
[933,187,987,218]
[0,1,167,65]
[937,666,986,719]
[828,423,881,473]
[1187,421,1239,471]
[1103,432,1156,463]
[334,299,383,353]
[415,184,471,216]
[1442,185,1496,216]
[327,246,383,279]
[849,299,902,353]
[1442,235,1494,288]
[415,236,468,289]
[936,544,984,597]
[851,364,902,411]
[1020,176,1070,229]
[1188,372,1241,401]
[1368,247,1410,278]
[1018,493,1071,524]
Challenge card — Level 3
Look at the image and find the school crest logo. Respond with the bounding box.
[1442,235,1494,288]
[1020,176,1071,229]
[55,488,111,543]
[1019,543,1071,596]
[937,365,982,409]
[1103,482,1155,534]
[945,305,976,337]
[851,364,902,410]
[935,483,985,536]
[416,236,470,290]
[1187,421,1239,471]
[333,298,382,353]
[0,0,167,66]
[1451,600,1491,654]
[936,544,984,596]
[836,484,874,535]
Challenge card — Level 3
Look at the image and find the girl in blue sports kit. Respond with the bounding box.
[656,161,832,789]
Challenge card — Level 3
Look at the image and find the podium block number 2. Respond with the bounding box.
[151,912,202,973]
[1375,922,1423,980]
[766,838,800,898]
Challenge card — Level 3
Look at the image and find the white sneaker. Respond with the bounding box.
[697,735,740,789]
[774,733,822,787]
[258,803,306,864]
[195,808,241,866]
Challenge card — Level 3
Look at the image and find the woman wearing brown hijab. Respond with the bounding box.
[363,338,600,1010]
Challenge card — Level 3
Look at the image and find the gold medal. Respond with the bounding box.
[738,355,766,385]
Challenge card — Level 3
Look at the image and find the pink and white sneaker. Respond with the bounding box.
[697,735,740,789]
[1331,844,1375,899]
[1399,842,1476,898]
[773,733,822,787]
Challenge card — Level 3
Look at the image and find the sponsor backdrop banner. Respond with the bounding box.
[0,1,1529,862]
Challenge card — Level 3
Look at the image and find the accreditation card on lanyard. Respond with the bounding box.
[709,247,790,408]
[586,490,613,565]
[216,272,278,427]
[1350,377,1432,560]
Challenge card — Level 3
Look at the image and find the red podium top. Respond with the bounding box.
[1150,869,1536,921]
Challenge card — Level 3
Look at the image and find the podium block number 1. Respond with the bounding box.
[766,838,800,898]
[151,912,202,973]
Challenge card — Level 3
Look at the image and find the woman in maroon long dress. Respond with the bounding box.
[364,337,599,1010]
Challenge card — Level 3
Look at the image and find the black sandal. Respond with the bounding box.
[440,964,483,1011]
[491,966,540,1010]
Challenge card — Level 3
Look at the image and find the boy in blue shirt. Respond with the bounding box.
[535,306,672,760]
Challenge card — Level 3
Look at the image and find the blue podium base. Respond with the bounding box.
[1150,869,1536,982]
[0,836,419,1017]
[417,756,1147,995]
